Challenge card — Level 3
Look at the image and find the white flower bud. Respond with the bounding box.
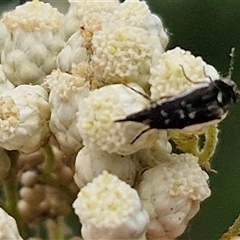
[1,1,64,85]
[137,153,211,239]
[21,170,38,188]
[150,47,220,101]
[18,199,40,222]
[114,0,168,49]
[73,171,149,240]
[0,85,50,153]
[74,146,139,188]
[77,84,158,155]
[44,68,90,154]
[63,0,119,40]
[0,207,23,240]
[91,21,164,90]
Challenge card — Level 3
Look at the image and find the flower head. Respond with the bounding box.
[1,1,64,85]
[44,67,90,155]
[137,153,211,239]
[91,21,164,90]
[3,0,63,32]
[73,171,149,239]
[114,0,168,48]
[77,84,158,155]
[63,0,119,40]
[0,85,50,153]
[150,47,220,101]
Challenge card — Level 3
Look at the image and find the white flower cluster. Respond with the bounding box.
[0,0,228,239]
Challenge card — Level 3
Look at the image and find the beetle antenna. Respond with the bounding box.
[180,65,207,84]
[179,65,196,84]
[125,84,151,100]
[202,65,214,83]
[130,127,151,144]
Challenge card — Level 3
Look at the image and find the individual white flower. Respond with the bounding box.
[0,207,23,240]
[91,21,164,90]
[137,153,211,239]
[74,146,139,188]
[73,171,149,240]
[149,47,220,101]
[113,0,168,49]
[63,0,119,40]
[77,84,158,155]
[56,31,88,72]
[44,67,90,155]
[0,85,50,153]
[1,0,64,85]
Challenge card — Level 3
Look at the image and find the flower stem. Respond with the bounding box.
[43,144,55,176]
[46,217,64,240]
[3,150,25,237]
[220,214,240,240]
[198,125,219,170]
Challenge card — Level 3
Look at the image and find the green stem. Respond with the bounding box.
[43,145,55,176]
[220,214,240,240]
[3,150,25,237]
[198,125,219,169]
[46,217,64,240]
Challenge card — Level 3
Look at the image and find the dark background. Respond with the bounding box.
[1,1,240,239]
